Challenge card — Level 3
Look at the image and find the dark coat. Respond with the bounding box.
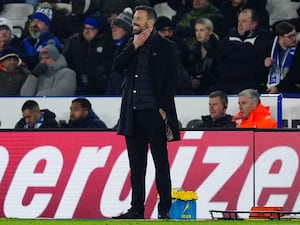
[275,41,300,93]
[112,31,180,141]
[15,109,59,128]
[196,114,236,128]
[185,34,219,94]
[68,110,107,128]
[0,65,28,96]
[63,31,116,95]
[212,27,272,94]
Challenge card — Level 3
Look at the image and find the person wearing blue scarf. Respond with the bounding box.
[265,21,300,94]
[15,99,59,129]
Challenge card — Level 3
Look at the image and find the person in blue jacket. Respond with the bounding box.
[67,97,107,128]
[19,4,62,70]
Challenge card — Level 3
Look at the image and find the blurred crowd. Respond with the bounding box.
[0,0,299,97]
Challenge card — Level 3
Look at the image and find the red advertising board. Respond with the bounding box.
[0,130,299,219]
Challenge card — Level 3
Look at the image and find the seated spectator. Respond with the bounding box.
[265,21,300,94]
[155,15,189,65]
[0,46,30,95]
[106,7,133,96]
[184,18,218,94]
[20,39,76,96]
[194,90,235,128]
[209,8,272,94]
[176,0,222,47]
[218,0,269,37]
[63,11,115,95]
[233,88,277,128]
[66,98,107,128]
[19,4,63,70]
[42,0,92,45]
[0,17,21,50]
[155,15,192,95]
[15,99,59,128]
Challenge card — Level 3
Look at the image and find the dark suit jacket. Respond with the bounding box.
[112,30,180,141]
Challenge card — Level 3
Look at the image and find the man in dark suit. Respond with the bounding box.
[112,5,180,220]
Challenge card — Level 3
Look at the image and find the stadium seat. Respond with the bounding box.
[0,3,34,37]
[186,119,203,129]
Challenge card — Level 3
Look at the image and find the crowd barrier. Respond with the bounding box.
[1,130,300,219]
[0,94,286,129]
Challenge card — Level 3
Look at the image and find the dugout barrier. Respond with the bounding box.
[0,94,284,129]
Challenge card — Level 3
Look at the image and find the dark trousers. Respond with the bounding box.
[125,109,171,215]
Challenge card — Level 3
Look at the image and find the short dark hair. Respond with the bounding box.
[240,8,259,23]
[72,98,92,111]
[209,90,228,109]
[21,100,40,111]
[274,21,295,36]
[135,5,157,20]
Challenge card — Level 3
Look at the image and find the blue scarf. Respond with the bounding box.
[267,36,296,87]
[114,36,129,46]
[24,112,45,128]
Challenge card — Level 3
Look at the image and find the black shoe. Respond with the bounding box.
[158,212,170,219]
[112,210,144,219]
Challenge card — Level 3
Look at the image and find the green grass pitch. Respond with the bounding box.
[1,219,300,225]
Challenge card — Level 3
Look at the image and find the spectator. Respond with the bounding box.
[63,11,115,95]
[167,0,193,24]
[49,0,98,44]
[106,7,133,95]
[15,99,59,128]
[176,0,222,47]
[66,97,107,128]
[266,0,300,28]
[155,15,192,95]
[218,0,269,37]
[0,46,30,95]
[0,17,20,50]
[95,0,150,23]
[20,39,76,96]
[184,18,218,94]
[194,90,236,128]
[155,15,189,64]
[19,4,63,70]
[265,21,300,94]
[233,88,277,128]
[209,8,272,94]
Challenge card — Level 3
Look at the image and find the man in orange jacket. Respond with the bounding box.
[233,88,277,128]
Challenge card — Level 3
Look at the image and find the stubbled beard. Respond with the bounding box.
[133,23,148,35]
[30,31,41,39]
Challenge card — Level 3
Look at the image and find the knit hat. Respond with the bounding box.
[39,40,60,61]
[111,7,133,34]
[84,17,99,28]
[155,16,175,31]
[84,11,109,32]
[0,18,13,34]
[31,6,53,26]
[0,46,21,63]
